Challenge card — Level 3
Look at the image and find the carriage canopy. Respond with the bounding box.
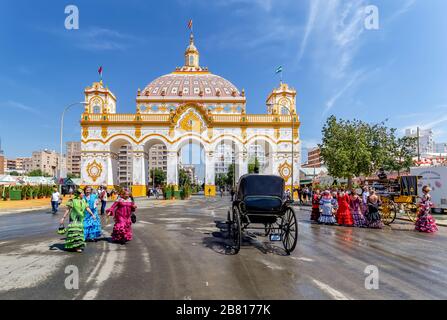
[236,174,285,200]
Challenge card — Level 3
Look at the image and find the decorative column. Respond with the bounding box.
[204,150,216,196]
[166,150,179,188]
[131,145,147,197]
[236,147,248,180]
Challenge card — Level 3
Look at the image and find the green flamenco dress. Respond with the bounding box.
[65,198,88,250]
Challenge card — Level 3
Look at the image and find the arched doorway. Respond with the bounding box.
[109,138,134,188]
[246,138,274,175]
[144,138,169,193]
[176,137,206,192]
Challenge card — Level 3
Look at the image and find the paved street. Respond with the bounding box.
[0,196,446,300]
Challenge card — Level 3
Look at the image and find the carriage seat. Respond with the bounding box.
[243,196,283,213]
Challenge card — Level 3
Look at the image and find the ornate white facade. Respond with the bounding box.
[80,33,301,196]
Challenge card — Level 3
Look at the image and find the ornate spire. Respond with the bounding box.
[185,32,199,68]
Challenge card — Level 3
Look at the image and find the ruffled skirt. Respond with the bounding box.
[366,211,383,229]
[318,212,336,224]
[65,221,85,250]
[112,219,133,242]
[337,209,353,226]
[352,210,367,227]
[84,209,102,240]
[415,213,438,233]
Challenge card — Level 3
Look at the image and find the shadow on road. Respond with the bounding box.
[202,220,289,256]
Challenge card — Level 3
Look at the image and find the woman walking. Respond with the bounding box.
[350,190,367,227]
[337,190,354,226]
[415,186,438,233]
[106,189,137,244]
[83,186,102,241]
[310,189,321,222]
[366,190,383,229]
[318,190,337,225]
[59,189,95,252]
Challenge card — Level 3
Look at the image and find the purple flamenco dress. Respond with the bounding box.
[415,194,438,233]
[106,199,137,243]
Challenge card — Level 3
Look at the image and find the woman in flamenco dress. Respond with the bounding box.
[106,189,137,244]
[415,186,438,233]
[83,186,102,241]
[336,190,354,226]
[310,189,321,222]
[349,189,367,227]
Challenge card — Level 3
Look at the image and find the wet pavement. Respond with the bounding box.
[0,196,446,300]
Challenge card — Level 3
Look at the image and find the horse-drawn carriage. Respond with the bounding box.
[227,174,298,255]
[368,175,420,225]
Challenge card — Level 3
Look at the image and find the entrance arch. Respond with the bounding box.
[109,137,134,188]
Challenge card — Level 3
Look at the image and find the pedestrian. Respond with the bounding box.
[51,187,61,214]
[106,189,137,245]
[230,187,235,202]
[220,188,224,198]
[99,186,108,216]
[310,189,321,222]
[59,189,95,253]
[361,186,370,215]
[336,190,354,226]
[366,190,383,229]
[349,189,367,227]
[318,190,337,225]
[415,186,438,233]
[83,186,102,241]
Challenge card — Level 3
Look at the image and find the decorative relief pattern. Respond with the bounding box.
[86,160,103,182]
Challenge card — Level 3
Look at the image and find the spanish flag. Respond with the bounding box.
[188,19,193,30]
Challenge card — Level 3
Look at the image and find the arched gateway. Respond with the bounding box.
[80,33,301,196]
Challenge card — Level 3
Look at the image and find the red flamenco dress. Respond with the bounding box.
[337,193,354,226]
[106,199,137,243]
[415,194,438,233]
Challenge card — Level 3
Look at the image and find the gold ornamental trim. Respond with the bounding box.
[86,160,103,182]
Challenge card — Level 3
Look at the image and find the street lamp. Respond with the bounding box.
[59,101,87,191]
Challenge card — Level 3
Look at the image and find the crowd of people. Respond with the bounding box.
[308,185,438,233]
[57,186,137,253]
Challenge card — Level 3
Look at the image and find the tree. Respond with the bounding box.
[215,173,227,189]
[149,168,167,186]
[27,169,50,177]
[9,171,20,176]
[178,168,191,187]
[248,157,260,174]
[67,173,80,179]
[320,116,415,187]
[226,163,236,187]
[383,136,417,175]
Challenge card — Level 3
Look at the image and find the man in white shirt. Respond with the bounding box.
[51,188,61,214]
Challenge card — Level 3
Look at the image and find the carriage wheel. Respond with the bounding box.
[405,204,418,222]
[380,202,397,225]
[281,208,298,255]
[231,208,241,254]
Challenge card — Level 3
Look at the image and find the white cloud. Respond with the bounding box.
[297,0,321,63]
[0,100,39,114]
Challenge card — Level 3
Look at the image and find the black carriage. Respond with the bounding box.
[227,174,298,255]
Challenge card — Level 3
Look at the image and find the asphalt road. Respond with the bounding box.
[0,196,446,300]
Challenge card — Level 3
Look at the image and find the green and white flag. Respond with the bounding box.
[275,66,283,74]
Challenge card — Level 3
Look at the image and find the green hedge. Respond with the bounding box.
[0,185,56,201]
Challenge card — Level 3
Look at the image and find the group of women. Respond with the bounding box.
[310,185,438,233]
[59,187,137,253]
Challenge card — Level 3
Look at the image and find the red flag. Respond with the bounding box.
[98,66,103,76]
[187,19,193,30]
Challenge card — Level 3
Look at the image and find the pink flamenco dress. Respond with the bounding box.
[106,199,137,243]
[415,194,438,233]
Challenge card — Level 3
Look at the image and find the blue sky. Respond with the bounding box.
[0,0,446,160]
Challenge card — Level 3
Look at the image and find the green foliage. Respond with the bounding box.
[248,157,260,174]
[226,163,236,187]
[9,171,20,176]
[320,116,415,184]
[0,184,55,200]
[149,168,167,186]
[215,173,227,188]
[67,173,80,179]
[178,168,191,187]
[27,169,51,177]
